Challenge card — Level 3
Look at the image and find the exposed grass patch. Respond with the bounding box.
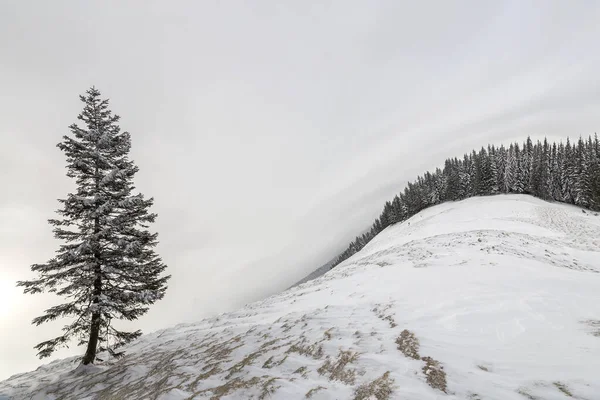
[373,304,397,328]
[259,377,280,399]
[287,340,324,359]
[294,366,307,374]
[187,364,222,391]
[396,330,420,360]
[262,355,288,369]
[261,356,275,369]
[421,356,447,393]
[317,350,359,385]
[305,386,326,398]
[353,371,394,400]
[201,376,261,400]
[324,328,334,340]
[203,335,244,364]
[293,366,309,378]
[582,319,600,337]
[260,338,281,349]
[227,336,294,377]
[553,382,573,397]
[517,388,538,400]
[383,315,397,328]
[225,350,263,379]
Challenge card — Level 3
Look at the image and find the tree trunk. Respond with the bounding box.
[82,304,100,365]
[83,133,103,365]
[82,213,102,365]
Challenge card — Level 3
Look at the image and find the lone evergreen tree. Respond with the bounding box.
[18,87,170,365]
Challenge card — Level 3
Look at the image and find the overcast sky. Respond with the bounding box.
[1,0,600,380]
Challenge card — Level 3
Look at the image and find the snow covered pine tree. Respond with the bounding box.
[17,87,170,365]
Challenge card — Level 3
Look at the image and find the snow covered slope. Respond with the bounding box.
[290,259,336,288]
[2,195,600,400]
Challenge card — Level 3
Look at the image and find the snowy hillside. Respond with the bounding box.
[290,259,336,288]
[2,195,600,400]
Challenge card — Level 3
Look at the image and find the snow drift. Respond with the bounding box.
[2,195,600,400]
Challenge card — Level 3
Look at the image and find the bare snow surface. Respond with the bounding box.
[2,195,600,400]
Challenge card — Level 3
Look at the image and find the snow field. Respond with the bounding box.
[1,195,599,399]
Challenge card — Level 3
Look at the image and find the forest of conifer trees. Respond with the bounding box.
[332,135,600,268]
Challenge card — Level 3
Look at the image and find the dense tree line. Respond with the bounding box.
[332,135,600,268]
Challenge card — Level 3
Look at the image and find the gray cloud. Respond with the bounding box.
[1,0,600,380]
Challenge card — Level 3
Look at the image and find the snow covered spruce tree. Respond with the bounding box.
[18,87,170,365]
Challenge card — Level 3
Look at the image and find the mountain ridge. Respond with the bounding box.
[2,195,600,400]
